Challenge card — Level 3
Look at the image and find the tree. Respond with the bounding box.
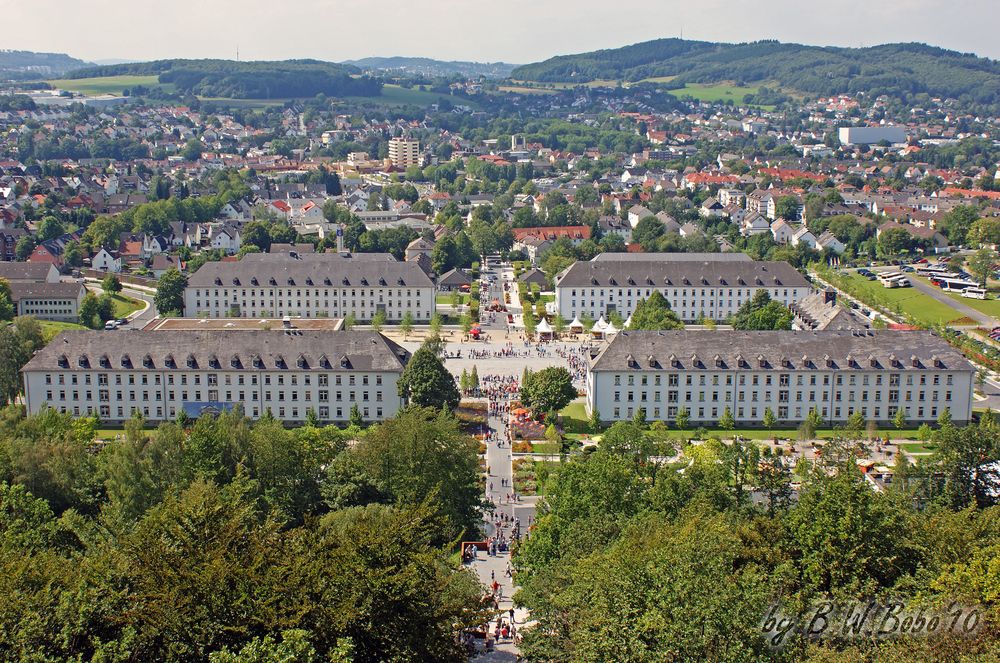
[892,408,907,430]
[0,279,14,322]
[342,313,355,331]
[521,367,577,415]
[102,273,122,295]
[632,407,647,429]
[79,292,109,328]
[396,341,460,411]
[14,236,35,261]
[627,291,683,330]
[349,403,363,428]
[37,216,64,241]
[762,407,777,429]
[966,247,995,286]
[154,268,188,316]
[589,407,602,433]
[719,407,735,431]
[729,291,792,330]
[774,195,801,221]
[399,311,413,339]
[337,407,485,542]
[675,407,690,431]
[429,313,442,336]
[370,310,386,332]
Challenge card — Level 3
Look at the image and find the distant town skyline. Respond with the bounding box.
[8,0,1000,64]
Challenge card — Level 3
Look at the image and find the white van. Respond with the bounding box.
[104,320,119,330]
[961,287,988,300]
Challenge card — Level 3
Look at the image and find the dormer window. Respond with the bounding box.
[378,277,387,286]
[296,354,307,369]
[232,278,241,286]
[142,354,154,368]
[269,277,277,286]
[340,355,350,369]
[230,355,241,369]
[165,354,176,368]
[250,277,259,286]
[58,354,69,368]
[252,354,263,369]
[99,354,111,368]
[120,354,132,369]
[319,354,331,369]
[186,354,197,369]
[77,355,89,368]
[214,277,222,286]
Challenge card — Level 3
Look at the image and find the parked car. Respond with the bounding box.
[104,320,119,330]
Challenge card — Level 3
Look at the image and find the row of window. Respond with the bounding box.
[193,288,427,297]
[57,404,384,421]
[611,373,953,387]
[611,389,950,403]
[45,372,386,387]
[565,287,800,298]
[610,405,940,421]
[46,389,386,403]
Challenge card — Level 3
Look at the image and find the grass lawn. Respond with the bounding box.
[831,272,963,326]
[498,85,557,96]
[559,400,590,434]
[666,82,759,103]
[48,75,171,96]
[899,442,938,454]
[436,293,470,306]
[111,294,144,318]
[344,84,478,108]
[38,320,87,342]
[938,289,1000,320]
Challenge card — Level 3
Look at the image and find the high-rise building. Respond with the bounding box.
[388,137,420,169]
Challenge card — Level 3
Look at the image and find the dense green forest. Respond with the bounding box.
[64,59,383,99]
[512,39,1000,107]
[516,416,1000,660]
[0,405,488,661]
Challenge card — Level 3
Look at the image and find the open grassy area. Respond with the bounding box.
[559,400,590,434]
[497,85,558,96]
[48,75,169,96]
[436,293,470,306]
[666,82,760,103]
[938,288,1000,320]
[344,84,477,108]
[831,272,964,326]
[111,294,144,318]
[898,442,938,454]
[39,320,87,342]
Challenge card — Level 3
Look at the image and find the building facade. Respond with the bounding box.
[184,253,435,321]
[388,137,420,169]
[10,281,86,322]
[555,254,811,322]
[586,330,975,426]
[22,330,411,424]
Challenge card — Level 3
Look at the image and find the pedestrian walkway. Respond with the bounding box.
[467,403,535,660]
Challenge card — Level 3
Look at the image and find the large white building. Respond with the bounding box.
[554,254,811,322]
[838,126,907,145]
[184,252,435,321]
[586,330,975,426]
[22,330,411,424]
[388,137,421,169]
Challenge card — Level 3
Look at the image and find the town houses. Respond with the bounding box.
[586,330,975,426]
[555,253,811,322]
[22,330,411,424]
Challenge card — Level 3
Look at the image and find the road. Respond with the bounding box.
[903,272,998,328]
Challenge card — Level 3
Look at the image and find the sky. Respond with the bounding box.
[4,0,999,64]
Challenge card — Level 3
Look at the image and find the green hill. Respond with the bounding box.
[63,59,381,99]
[512,39,1000,107]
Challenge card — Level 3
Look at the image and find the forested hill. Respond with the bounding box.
[345,56,517,79]
[512,39,1000,105]
[64,59,382,99]
[0,50,91,80]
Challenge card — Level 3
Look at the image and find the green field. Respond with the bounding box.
[436,293,470,306]
[829,272,964,326]
[665,82,760,103]
[48,75,170,96]
[39,320,87,342]
[345,84,477,108]
[111,294,144,318]
[938,288,1000,321]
